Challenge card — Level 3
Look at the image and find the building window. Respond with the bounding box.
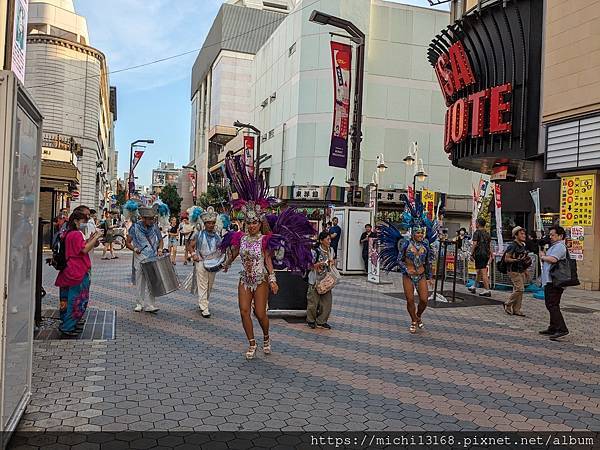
[261,134,268,143]
[270,92,276,103]
[261,98,268,108]
[288,42,296,57]
[268,129,275,139]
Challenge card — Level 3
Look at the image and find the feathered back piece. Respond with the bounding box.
[152,199,171,227]
[123,199,141,221]
[378,221,403,272]
[187,206,203,225]
[225,155,275,221]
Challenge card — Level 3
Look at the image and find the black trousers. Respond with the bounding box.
[544,284,568,333]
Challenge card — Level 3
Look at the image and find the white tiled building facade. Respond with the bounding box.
[25,0,116,212]
[251,0,481,196]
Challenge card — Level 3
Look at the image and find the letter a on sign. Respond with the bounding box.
[449,41,475,91]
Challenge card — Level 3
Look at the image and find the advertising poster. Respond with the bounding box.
[560,174,594,227]
[367,237,380,283]
[567,226,585,261]
[329,42,352,168]
[11,0,28,84]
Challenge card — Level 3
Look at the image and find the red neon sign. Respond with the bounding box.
[436,41,512,153]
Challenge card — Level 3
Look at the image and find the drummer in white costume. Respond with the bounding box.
[125,206,163,313]
[188,207,223,318]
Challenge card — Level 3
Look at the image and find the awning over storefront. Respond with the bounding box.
[41,159,80,186]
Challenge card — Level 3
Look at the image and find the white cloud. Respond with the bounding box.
[75,0,222,91]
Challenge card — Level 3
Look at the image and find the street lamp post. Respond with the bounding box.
[127,139,154,199]
[233,121,261,176]
[403,142,428,198]
[370,154,388,221]
[309,10,365,206]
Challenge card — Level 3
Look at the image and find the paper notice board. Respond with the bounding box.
[560,175,595,227]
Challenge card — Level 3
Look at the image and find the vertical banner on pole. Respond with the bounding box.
[529,188,543,233]
[471,185,479,233]
[242,135,255,176]
[329,42,352,168]
[494,183,504,251]
[422,189,435,219]
[131,150,144,172]
[407,186,414,203]
[478,179,489,211]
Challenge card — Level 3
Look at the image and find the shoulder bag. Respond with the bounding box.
[550,247,579,288]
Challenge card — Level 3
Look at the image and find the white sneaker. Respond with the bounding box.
[145,305,159,313]
[201,309,211,318]
[134,304,143,312]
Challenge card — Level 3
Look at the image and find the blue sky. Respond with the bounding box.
[75,0,447,187]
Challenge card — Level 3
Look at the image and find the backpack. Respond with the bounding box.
[496,250,508,274]
[49,230,70,271]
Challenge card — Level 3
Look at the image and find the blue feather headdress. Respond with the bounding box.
[123,199,141,221]
[400,194,438,243]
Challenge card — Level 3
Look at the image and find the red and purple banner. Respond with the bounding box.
[329,41,352,169]
[131,150,144,172]
[242,135,255,176]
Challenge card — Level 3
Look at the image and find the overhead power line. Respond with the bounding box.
[27,0,320,90]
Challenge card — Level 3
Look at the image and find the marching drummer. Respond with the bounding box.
[188,207,223,318]
[125,206,163,313]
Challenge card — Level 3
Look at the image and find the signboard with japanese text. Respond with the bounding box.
[560,175,594,227]
[293,186,321,201]
[566,226,585,261]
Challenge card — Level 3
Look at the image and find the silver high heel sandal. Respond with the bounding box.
[245,339,257,360]
[263,335,272,355]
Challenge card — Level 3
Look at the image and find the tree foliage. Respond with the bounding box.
[197,184,228,210]
[478,192,494,232]
[159,184,183,218]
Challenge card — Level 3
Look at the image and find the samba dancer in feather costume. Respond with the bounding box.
[221,156,314,359]
[379,194,438,334]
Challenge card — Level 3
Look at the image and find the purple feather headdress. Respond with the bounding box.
[225,155,276,221]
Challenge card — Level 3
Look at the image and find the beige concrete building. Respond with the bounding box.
[24,0,117,224]
[543,0,600,290]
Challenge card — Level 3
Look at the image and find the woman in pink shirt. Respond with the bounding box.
[55,207,101,337]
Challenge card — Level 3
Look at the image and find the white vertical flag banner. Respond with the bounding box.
[494,183,504,251]
[530,188,543,233]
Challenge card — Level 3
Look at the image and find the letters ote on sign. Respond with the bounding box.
[435,41,512,155]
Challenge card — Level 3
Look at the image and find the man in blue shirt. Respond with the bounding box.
[329,217,342,259]
[126,206,163,313]
[539,225,569,340]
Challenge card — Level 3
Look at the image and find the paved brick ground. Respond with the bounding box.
[17,250,600,433]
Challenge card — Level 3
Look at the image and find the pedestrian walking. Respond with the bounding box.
[503,226,532,316]
[539,226,570,340]
[54,207,102,337]
[189,207,223,318]
[306,231,337,329]
[179,216,194,264]
[125,206,163,313]
[329,217,341,259]
[469,218,492,297]
[360,224,376,273]
[100,211,116,260]
[168,217,179,265]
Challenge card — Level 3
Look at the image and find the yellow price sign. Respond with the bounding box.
[560,174,595,227]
